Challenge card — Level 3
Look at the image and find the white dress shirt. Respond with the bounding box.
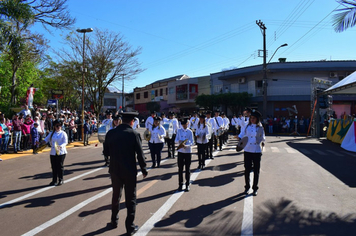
[44,130,68,155]
[223,117,230,130]
[175,128,194,153]
[145,116,154,130]
[149,125,166,143]
[238,124,265,153]
[206,117,217,136]
[169,118,179,134]
[195,123,210,144]
[214,116,224,133]
[133,117,140,130]
[189,116,199,130]
[231,117,238,126]
[102,118,112,127]
[239,117,249,131]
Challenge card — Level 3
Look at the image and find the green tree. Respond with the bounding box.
[333,0,356,32]
[195,94,219,111]
[58,28,143,116]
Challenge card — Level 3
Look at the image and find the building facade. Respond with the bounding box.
[210,60,356,118]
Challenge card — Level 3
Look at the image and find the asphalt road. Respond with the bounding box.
[0,129,355,236]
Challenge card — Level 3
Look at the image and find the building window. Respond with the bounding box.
[256,80,263,88]
[166,88,168,95]
[144,91,148,98]
[104,98,117,107]
[155,90,158,96]
[136,93,140,100]
[214,85,222,93]
[160,88,163,96]
[169,87,174,94]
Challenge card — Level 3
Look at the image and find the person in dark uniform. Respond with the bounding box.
[103,112,148,235]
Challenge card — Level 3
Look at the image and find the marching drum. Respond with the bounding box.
[98,124,110,143]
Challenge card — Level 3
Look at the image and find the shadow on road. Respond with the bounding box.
[0,184,50,200]
[254,198,356,235]
[287,140,356,187]
[194,171,244,187]
[81,223,116,236]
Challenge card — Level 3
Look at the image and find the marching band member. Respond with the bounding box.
[240,107,251,132]
[148,117,166,168]
[231,114,239,135]
[205,111,217,159]
[221,112,230,145]
[102,110,113,166]
[132,116,140,130]
[213,110,224,151]
[196,114,209,169]
[145,111,156,131]
[237,110,265,196]
[111,115,122,129]
[167,112,179,159]
[175,118,194,192]
[189,111,199,140]
[236,113,244,135]
[161,112,169,124]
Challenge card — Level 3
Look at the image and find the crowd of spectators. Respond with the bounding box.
[0,104,99,159]
[263,116,310,134]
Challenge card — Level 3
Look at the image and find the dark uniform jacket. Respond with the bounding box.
[104,124,147,178]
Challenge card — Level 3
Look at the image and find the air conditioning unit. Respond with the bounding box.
[238,77,246,83]
[329,72,338,78]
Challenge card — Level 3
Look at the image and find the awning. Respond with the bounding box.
[324,71,356,95]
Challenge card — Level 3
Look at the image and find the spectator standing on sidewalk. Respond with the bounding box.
[12,114,23,153]
[0,118,10,154]
[31,123,40,154]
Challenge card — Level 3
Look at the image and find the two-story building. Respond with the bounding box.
[211,60,356,118]
[134,74,189,116]
[101,86,125,113]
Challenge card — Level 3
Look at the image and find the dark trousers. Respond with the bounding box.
[214,135,224,150]
[84,133,90,145]
[103,141,109,165]
[111,173,137,234]
[244,152,262,191]
[197,143,207,167]
[206,137,213,159]
[178,152,191,186]
[23,134,30,150]
[50,154,66,183]
[148,142,164,166]
[167,134,176,158]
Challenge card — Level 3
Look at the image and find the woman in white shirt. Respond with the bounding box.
[148,117,166,168]
[195,114,209,170]
[42,119,68,186]
[237,110,265,196]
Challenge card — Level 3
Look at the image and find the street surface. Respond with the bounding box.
[1,129,356,236]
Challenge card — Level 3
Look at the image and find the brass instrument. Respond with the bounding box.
[34,142,48,153]
[177,139,188,151]
[144,129,151,141]
[54,141,60,155]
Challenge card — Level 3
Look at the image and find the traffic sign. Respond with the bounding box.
[47,99,57,105]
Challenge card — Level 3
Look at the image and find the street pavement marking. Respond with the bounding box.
[299,148,311,155]
[135,151,218,236]
[314,149,326,155]
[326,150,343,157]
[241,173,254,236]
[0,167,105,209]
[21,170,158,236]
[285,148,297,154]
[271,147,280,153]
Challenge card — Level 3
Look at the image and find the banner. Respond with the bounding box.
[341,121,356,152]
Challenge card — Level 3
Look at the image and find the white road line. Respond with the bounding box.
[299,148,311,155]
[0,167,105,208]
[241,172,254,236]
[285,148,297,154]
[271,147,280,153]
[135,152,217,236]
[314,149,326,155]
[22,188,113,236]
[326,150,343,157]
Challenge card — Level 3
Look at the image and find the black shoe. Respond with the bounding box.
[14,151,18,154]
[252,190,258,196]
[151,164,156,168]
[49,181,56,186]
[201,165,205,170]
[128,225,139,235]
[111,220,118,228]
[210,156,214,159]
[177,185,183,191]
[243,189,249,195]
[57,180,64,186]
[197,165,201,169]
[185,185,190,192]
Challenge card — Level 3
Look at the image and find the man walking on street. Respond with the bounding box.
[104,112,148,235]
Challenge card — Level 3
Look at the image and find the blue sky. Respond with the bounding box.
[31,0,356,93]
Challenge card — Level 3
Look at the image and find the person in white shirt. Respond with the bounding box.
[148,117,166,168]
[231,114,239,135]
[161,112,169,124]
[236,113,244,135]
[196,114,210,169]
[221,112,230,145]
[237,110,265,196]
[42,119,68,186]
[205,110,217,159]
[213,110,224,151]
[240,108,251,133]
[145,111,156,131]
[102,110,113,166]
[20,105,32,118]
[166,112,179,158]
[132,117,140,130]
[175,118,194,192]
[189,111,199,131]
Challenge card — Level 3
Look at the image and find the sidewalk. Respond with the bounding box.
[0,133,100,161]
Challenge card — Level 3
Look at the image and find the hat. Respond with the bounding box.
[215,109,220,113]
[199,114,206,119]
[244,107,252,113]
[168,111,175,116]
[154,116,162,121]
[113,114,121,120]
[251,110,262,118]
[221,112,225,116]
[193,111,197,114]
[150,111,156,114]
[180,118,189,125]
[205,110,212,115]
[122,111,139,121]
[105,110,112,115]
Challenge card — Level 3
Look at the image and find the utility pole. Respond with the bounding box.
[256,20,267,119]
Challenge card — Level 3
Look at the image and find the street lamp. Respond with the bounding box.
[76,28,93,142]
[263,43,288,119]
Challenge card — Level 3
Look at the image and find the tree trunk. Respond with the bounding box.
[10,66,18,106]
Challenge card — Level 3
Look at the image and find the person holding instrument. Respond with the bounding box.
[41,119,68,186]
[148,116,166,168]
